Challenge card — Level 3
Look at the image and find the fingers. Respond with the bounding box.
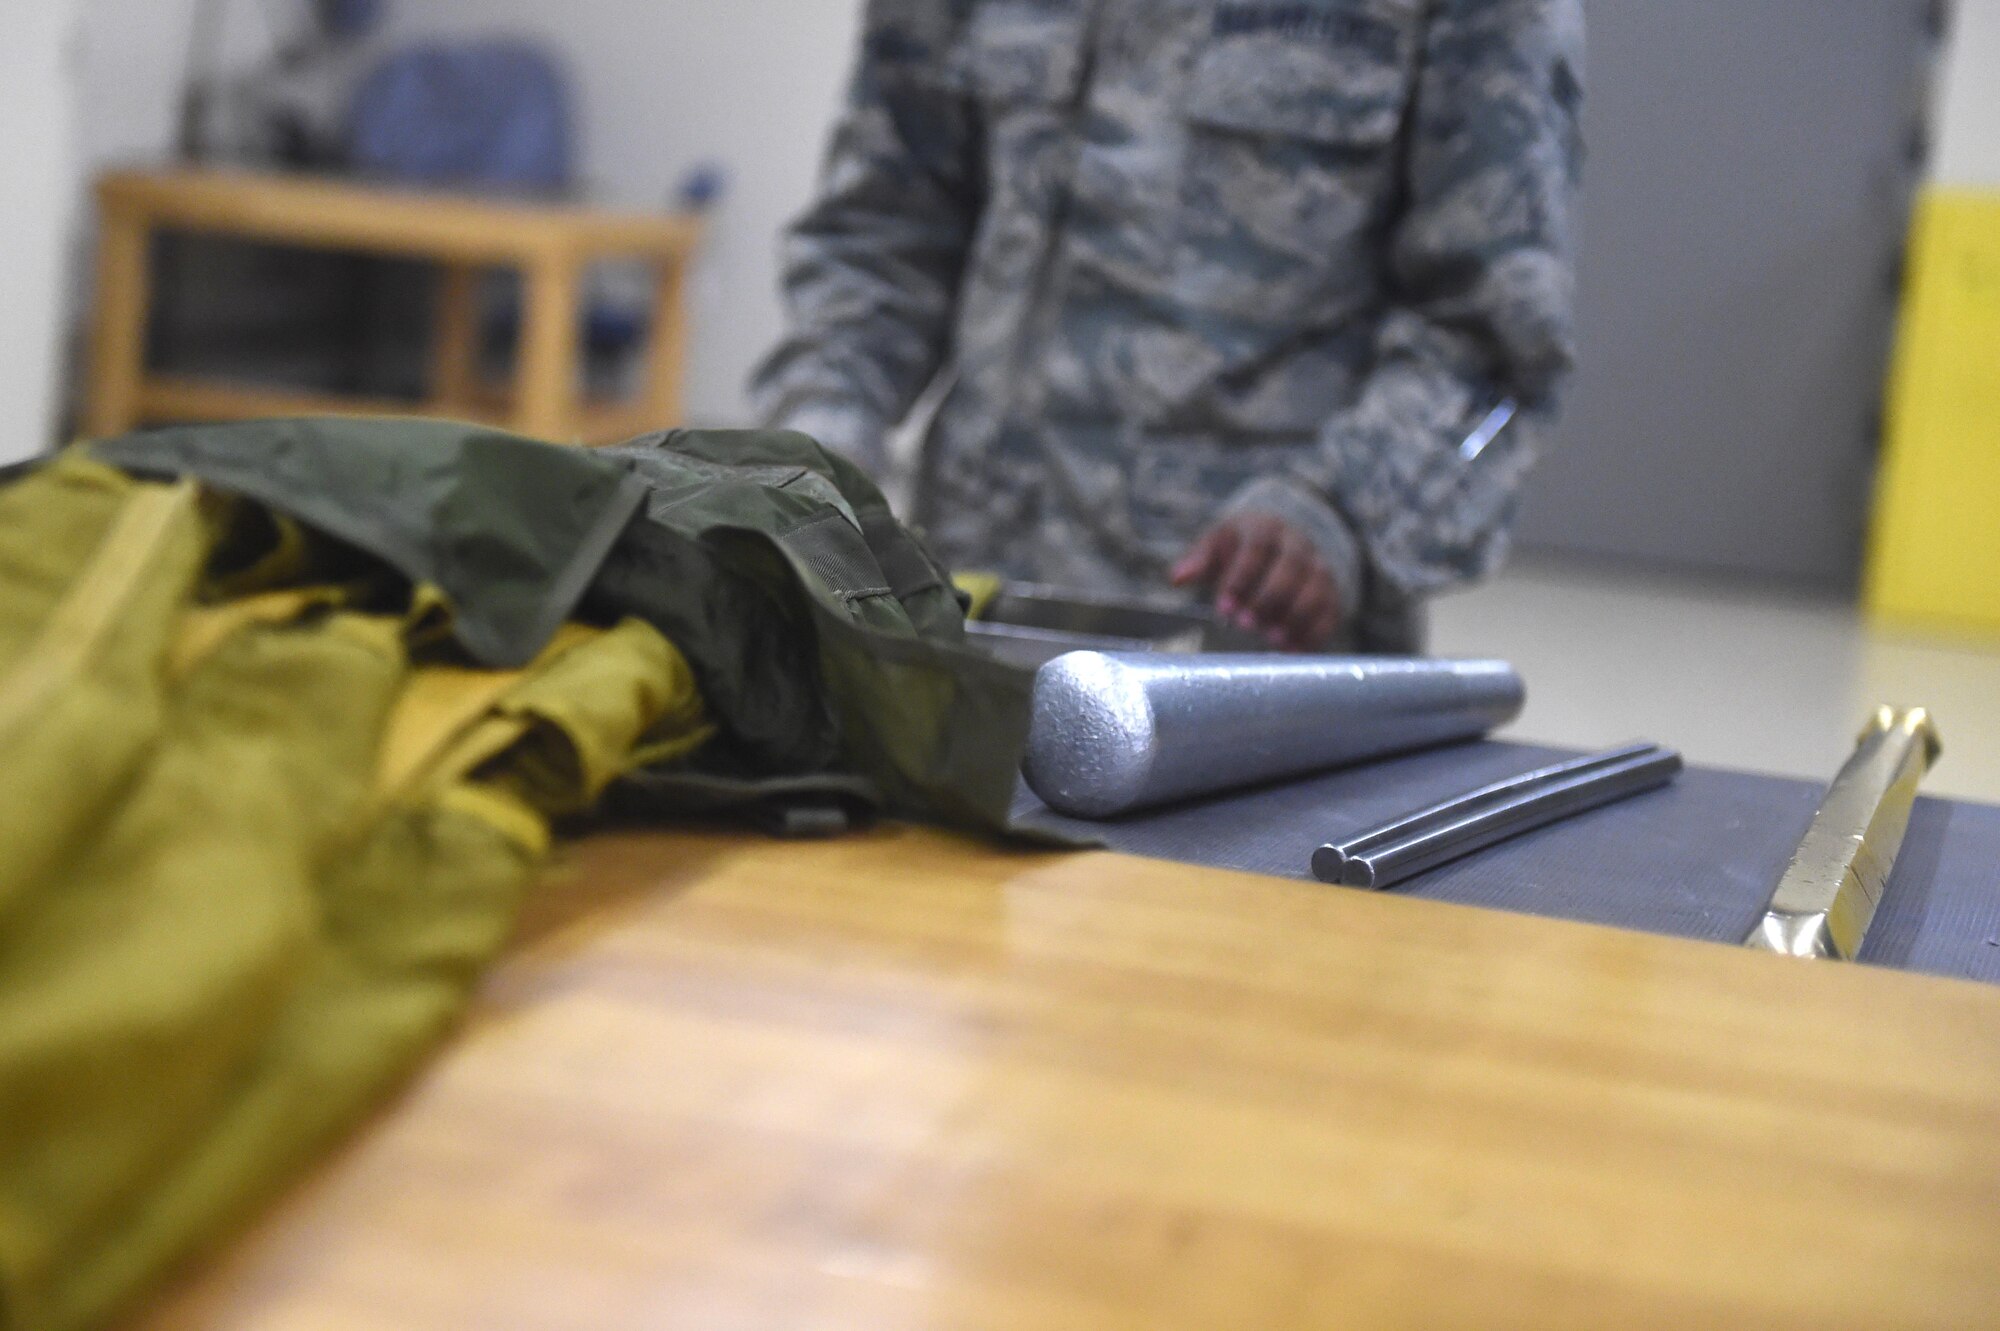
[1171,524,1234,587]
[1246,536,1310,627]
[1179,514,1345,651]
[1248,550,1340,649]
[1215,517,1283,616]
[1286,571,1341,651]
[1299,603,1342,651]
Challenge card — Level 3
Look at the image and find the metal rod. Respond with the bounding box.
[1022,652,1524,819]
[1742,706,1941,960]
[1313,743,1682,889]
[1315,742,1663,877]
[1459,398,1518,462]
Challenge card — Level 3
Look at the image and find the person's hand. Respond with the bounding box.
[1171,513,1342,651]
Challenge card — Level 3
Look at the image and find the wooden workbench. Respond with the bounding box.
[135,827,2000,1329]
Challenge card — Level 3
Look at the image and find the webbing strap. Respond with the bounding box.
[861,509,951,602]
[778,510,894,603]
[0,480,200,750]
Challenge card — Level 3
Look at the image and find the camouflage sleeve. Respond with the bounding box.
[1234,0,1584,611]
[747,2,982,476]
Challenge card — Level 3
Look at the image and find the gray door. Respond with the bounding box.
[1516,0,1937,588]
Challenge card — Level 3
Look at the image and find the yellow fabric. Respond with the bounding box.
[202,505,313,600]
[373,622,603,803]
[953,570,1004,621]
[166,586,347,680]
[0,460,207,918]
[0,457,710,1331]
[1865,187,2000,637]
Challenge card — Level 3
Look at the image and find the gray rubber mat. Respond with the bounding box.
[1011,740,2000,987]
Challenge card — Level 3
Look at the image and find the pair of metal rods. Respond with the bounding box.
[1311,741,1683,890]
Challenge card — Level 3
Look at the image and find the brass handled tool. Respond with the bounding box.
[1743,706,1942,960]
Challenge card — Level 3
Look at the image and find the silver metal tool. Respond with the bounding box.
[1743,706,1941,960]
[1459,398,1518,462]
[1022,651,1524,819]
[964,581,1268,668]
[1312,742,1683,889]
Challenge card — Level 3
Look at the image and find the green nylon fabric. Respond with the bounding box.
[95,419,651,669]
[94,420,1035,832]
[0,422,1037,1328]
[0,457,708,1331]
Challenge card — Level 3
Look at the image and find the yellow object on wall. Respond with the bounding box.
[1866,188,2000,636]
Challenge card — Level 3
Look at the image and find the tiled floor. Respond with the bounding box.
[1429,557,2000,805]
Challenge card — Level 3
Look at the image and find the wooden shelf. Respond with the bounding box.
[86,169,702,445]
[136,375,665,447]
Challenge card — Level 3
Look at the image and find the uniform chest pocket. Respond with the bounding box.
[1184,0,1419,144]
[1176,0,1419,316]
[945,1,1089,106]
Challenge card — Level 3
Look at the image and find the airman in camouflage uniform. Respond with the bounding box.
[751,0,1584,649]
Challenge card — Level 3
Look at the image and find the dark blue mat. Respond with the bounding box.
[1011,741,2000,987]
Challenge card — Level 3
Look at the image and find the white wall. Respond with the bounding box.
[1,0,84,463]
[76,0,315,178]
[383,0,864,425]
[80,0,208,169]
[1935,0,2000,185]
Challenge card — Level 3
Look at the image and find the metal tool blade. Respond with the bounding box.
[1458,398,1518,462]
[1743,706,1941,960]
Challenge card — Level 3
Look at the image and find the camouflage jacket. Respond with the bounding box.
[751,0,1583,639]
